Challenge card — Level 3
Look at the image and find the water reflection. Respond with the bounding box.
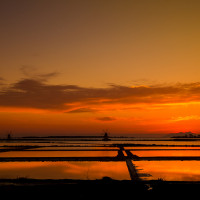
[0,161,130,180]
[0,151,118,157]
[134,161,200,181]
[32,147,119,150]
[1,138,200,182]
[124,147,200,150]
[131,150,200,157]
[2,138,200,147]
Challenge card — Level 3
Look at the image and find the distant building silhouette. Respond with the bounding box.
[7,134,11,140]
[7,131,12,140]
[102,132,111,141]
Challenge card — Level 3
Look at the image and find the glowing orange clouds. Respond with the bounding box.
[1,79,200,112]
[1,79,200,135]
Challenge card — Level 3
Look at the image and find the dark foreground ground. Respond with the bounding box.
[0,178,199,199]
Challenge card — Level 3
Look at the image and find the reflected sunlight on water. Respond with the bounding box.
[0,151,118,157]
[0,161,130,180]
[131,150,200,157]
[0,138,200,181]
[134,161,200,181]
[31,146,119,150]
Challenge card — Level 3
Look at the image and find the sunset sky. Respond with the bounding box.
[1,0,200,136]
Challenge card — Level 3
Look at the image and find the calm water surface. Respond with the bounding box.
[0,138,200,181]
[0,161,130,180]
[134,161,200,181]
[0,151,118,157]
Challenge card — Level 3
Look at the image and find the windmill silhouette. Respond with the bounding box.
[7,130,12,140]
[102,129,111,141]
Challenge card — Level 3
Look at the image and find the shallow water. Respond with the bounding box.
[0,151,118,157]
[0,161,130,180]
[130,150,200,157]
[124,146,200,149]
[134,161,200,181]
[1,137,200,147]
[31,146,119,150]
[0,138,200,181]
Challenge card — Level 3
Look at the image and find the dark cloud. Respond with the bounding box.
[20,65,36,77]
[0,77,5,83]
[66,108,97,113]
[20,65,59,81]
[0,77,6,87]
[96,117,116,121]
[0,78,200,111]
[37,72,59,79]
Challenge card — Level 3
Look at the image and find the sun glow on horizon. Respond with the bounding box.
[1,0,200,136]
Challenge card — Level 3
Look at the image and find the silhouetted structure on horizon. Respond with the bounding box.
[102,131,111,141]
[7,131,12,140]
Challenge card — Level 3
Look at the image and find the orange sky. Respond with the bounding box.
[1,0,200,136]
